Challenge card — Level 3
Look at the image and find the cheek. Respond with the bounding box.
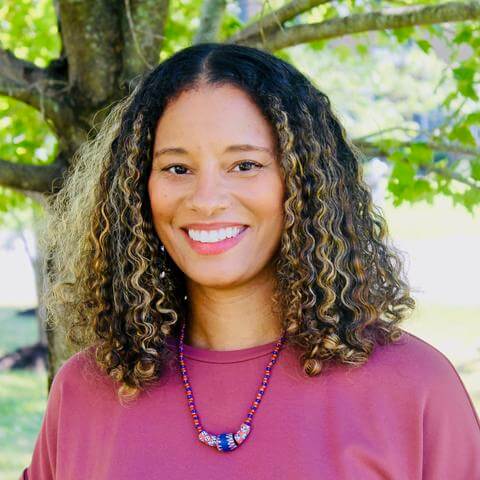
[148,178,171,217]
[268,178,286,234]
[148,184,173,241]
[250,175,285,219]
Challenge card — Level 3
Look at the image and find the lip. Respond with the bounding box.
[182,222,248,231]
[181,225,249,255]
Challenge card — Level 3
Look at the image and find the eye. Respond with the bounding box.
[232,161,263,172]
[161,161,263,175]
[162,164,189,175]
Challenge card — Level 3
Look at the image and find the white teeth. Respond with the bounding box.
[187,226,244,243]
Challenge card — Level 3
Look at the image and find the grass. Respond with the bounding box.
[0,370,47,478]
[0,309,48,480]
[0,308,39,357]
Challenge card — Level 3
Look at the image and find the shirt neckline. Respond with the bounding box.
[165,335,282,364]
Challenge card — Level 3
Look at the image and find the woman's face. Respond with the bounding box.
[148,83,285,288]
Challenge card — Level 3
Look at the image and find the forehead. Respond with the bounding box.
[154,84,276,149]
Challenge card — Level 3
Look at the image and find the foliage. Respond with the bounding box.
[0,0,59,222]
[0,0,479,222]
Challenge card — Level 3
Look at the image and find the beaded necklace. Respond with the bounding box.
[177,320,287,452]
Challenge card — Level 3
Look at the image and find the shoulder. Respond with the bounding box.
[328,328,469,399]
[387,333,480,475]
[370,329,465,382]
[369,329,456,374]
[366,330,478,419]
[50,345,116,400]
[53,345,96,382]
[365,329,464,386]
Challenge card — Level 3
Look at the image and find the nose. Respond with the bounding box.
[185,167,229,215]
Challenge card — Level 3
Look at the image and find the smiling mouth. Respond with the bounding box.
[180,226,250,255]
[181,225,248,243]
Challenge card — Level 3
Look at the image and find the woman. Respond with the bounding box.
[22,43,480,479]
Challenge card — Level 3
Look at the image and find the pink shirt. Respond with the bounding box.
[21,330,480,479]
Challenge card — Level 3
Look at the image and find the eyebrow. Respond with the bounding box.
[153,144,273,159]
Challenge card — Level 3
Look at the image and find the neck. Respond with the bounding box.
[182,273,283,351]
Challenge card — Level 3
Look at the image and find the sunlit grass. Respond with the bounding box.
[0,369,47,479]
[0,308,48,478]
[0,308,38,357]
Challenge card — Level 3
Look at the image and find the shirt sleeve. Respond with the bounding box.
[19,361,66,480]
[422,352,480,479]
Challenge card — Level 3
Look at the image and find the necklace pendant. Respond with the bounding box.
[217,432,239,452]
[198,423,251,452]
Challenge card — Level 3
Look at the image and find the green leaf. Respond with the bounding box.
[387,150,406,163]
[355,43,369,58]
[390,158,416,186]
[416,39,431,53]
[392,26,415,44]
[334,44,351,61]
[465,111,480,126]
[412,178,433,200]
[410,143,434,165]
[219,13,243,39]
[470,159,480,181]
[442,91,458,109]
[448,125,477,146]
[472,37,480,50]
[323,5,339,21]
[458,82,479,101]
[453,27,472,44]
[462,188,480,214]
[309,40,327,51]
[452,67,475,82]
[377,139,403,154]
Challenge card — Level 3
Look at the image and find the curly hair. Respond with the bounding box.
[39,42,416,404]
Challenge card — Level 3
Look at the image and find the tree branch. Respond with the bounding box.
[234,1,480,51]
[354,139,480,158]
[424,162,480,190]
[194,0,228,44]
[0,48,69,125]
[0,47,88,153]
[228,0,332,44]
[354,138,480,190]
[0,156,68,195]
[121,0,170,85]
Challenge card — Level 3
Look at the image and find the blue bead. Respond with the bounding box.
[218,433,235,452]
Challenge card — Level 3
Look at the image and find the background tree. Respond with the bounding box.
[0,0,479,389]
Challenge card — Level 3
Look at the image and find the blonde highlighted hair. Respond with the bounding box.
[39,43,415,403]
